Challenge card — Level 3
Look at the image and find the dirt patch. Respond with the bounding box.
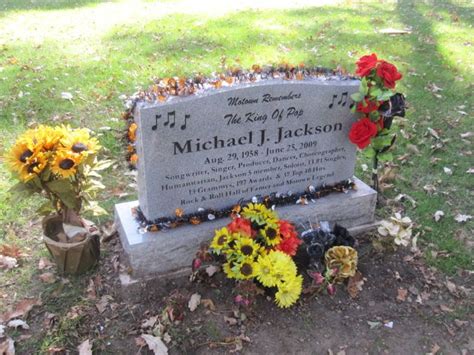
[13,233,473,354]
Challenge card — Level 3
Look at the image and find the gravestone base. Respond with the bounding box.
[115,177,377,282]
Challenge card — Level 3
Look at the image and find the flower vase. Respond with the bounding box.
[42,214,100,274]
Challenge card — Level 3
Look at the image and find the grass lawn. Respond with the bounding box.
[0,0,472,351]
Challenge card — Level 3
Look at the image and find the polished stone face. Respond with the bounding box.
[135,78,359,221]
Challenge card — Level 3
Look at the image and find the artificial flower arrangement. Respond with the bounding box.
[7,125,109,223]
[301,223,359,295]
[348,53,406,191]
[208,203,303,308]
[6,125,110,272]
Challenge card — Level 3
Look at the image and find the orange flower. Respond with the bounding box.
[128,123,137,142]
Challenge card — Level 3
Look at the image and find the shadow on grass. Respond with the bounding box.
[0,0,113,12]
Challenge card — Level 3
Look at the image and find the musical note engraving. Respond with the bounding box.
[164,111,176,128]
[151,114,161,131]
[328,91,349,109]
[181,114,190,130]
[328,94,337,109]
[151,111,191,131]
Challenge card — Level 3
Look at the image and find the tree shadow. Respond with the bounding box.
[0,0,114,12]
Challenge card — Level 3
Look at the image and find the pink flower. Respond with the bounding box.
[192,258,201,271]
[327,283,336,296]
[308,271,325,285]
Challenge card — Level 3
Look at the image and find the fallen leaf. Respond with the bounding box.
[141,316,157,329]
[141,334,168,355]
[466,168,474,174]
[39,272,56,284]
[38,257,55,270]
[201,298,216,311]
[0,298,41,323]
[443,167,453,175]
[188,293,201,312]
[433,210,445,222]
[367,321,381,329]
[430,343,441,354]
[397,288,408,302]
[95,295,111,314]
[205,265,218,277]
[224,315,238,326]
[384,321,394,328]
[460,132,473,138]
[0,255,18,270]
[61,92,73,100]
[7,319,30,330]
[454,214,472,223]
[0,245,24,259]
[0,337,15,355]
[454,319,469,328]
[428,127,440,140]
[445,280,458,296]
[440,304,454,312]
[347,271,364,298]
[77,339,92,355]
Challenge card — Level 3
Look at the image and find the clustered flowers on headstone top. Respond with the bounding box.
[209,203,303,308]
[6,125,111,225]
[349,53,406,190]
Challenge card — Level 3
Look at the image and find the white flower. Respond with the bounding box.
[378,213,414,247]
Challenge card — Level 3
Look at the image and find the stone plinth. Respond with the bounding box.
[115,177,376,278]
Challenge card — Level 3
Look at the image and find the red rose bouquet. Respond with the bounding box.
[349,53,406,191]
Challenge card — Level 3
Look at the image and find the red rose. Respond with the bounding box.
[348,117,378,149]
[355,53,379,77]
[227,217,252,236]
[356,98,380,114]
[376,61,402,89]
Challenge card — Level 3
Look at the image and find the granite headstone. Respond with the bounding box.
[115,76,377,279]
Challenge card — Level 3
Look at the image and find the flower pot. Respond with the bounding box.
[42,215,100,274]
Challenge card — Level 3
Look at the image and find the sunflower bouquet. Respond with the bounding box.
[6,125,110,228]
[209,203,303,308]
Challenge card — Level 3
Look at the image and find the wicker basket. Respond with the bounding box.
[42,215,100,274]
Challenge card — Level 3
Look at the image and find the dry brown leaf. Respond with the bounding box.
[0,244,24,259]
[0,337,15,355]
[201,298,216,311]
[95,295,111,314]
[141,316,158,329]
[0,298,41,323]
[347,271,364,298]
[39,272,56,284]
[188,293,201,312]
[141,334,168,355]
[445,280,458,296]
[397,288,408,302]
[0,255,18,270]
[430,343,441,354]
[77,339,92,355]
[205,265,218,277]
[38,257,55,270]
[440,304,454,313]
[224,316,238,326]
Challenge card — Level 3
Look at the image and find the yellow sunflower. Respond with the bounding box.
[210,227,232,254]
[6,139,36,174]
[233,235,261,259]
[60,127,100,157]
[51,150,82,178]
[275,274,303,308]
[324,246,358,281]
[241,203,278,226]
[18,153,47,182]
[35,125,64,152]
[223,260,239,279]
[233,258,257,280]
[260,223,281,247]
[255,253,278,287]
